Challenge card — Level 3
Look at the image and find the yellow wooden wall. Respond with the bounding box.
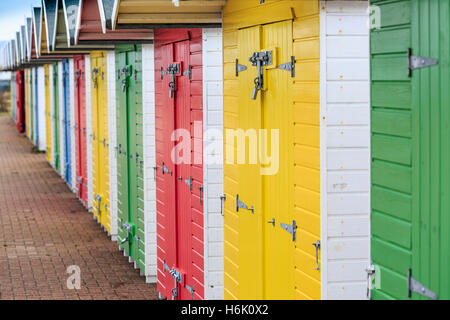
[223,0,321,300]
[90,51,110,234]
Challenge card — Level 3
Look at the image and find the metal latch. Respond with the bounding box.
[162,261,183,300]
[95,194,102,216]
[92,68,99,88]
[166,63,180,98]
[312,240,320,269]
[408,268,438,300]
[186,284,195,300]
[278,56,296,78]
[120,222,133,245]
[249,51,272,100]
[280,220,297,242]
[184,176,192,191]
[235,59,247,76]
[408,48,438,77]
[236,194,254,214]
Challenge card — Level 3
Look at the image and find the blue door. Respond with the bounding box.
[34,68,39,147]
[63,59,72,187]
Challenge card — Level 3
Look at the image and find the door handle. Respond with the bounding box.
[267,218,275,227]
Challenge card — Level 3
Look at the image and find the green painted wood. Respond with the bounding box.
[116,45,145,273]
[53,63,60,172]
[371,0,450,299]
[411,0,450,300]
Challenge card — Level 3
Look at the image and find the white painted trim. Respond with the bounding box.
[107,51,118,238]
[142,44,157,282]
[69,58,77,190]
[49,64,55,166]
[58,61,65,180]
[38,66,46,151]
[202,28,224,300]
[319,0,328,300]
[321,1,371,300]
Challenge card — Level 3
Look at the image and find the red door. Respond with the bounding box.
[15,70,25,134]
[74,55,88,206]
[155,29,204,300]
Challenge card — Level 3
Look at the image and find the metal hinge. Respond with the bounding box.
[366,265,376,298]
[280,220,297,242]
[160,67,167,80]
[235,59,247,76]
[162,162,172,176]
[236,194,254,214]
[183,65,192,79]
[312,240,320,269]
[184,176,192,191]
[408,268,438,300]
[220,194,226,216]
[186,285,195,300]
[278,56,296,78]
[408,48,438,77]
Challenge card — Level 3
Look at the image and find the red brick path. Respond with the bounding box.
[0,117,158,300]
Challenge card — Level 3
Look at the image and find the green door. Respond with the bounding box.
[370,0,449,300]
[116,45,145,272]
[53,63,60,172]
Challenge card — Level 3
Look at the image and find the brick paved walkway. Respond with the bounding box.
[0,117,158,300]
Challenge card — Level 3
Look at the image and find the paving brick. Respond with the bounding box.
[0,117,158,300]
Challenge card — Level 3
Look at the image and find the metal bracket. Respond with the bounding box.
[183,65,192,79]
[186,285,195,300]
[235,59,247,76]
[278,56,296,78]
[408,268,438,300]
[236,194,254,214]
[184,176,193,191]
[408,48,438,77]
[280,220,297,242]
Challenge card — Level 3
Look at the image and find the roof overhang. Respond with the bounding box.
[32,7,43,58]
[111,0,225,30]
[75,0,153,45]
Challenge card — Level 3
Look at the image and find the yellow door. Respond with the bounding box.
[45,65,52,163]
[225,20,294,299]
[223,0,321,300]
[90,51,110,233]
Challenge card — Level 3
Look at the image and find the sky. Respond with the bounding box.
[0,1,41,79]
[0,1,42,42]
